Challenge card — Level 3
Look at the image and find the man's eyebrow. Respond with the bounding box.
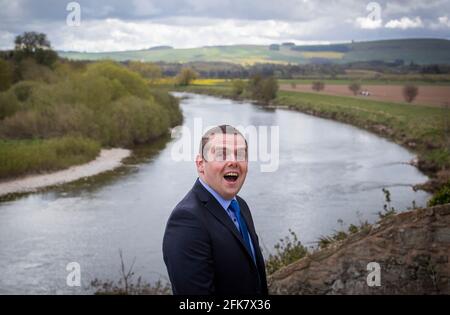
[214,144,247,148]
[213,145,247,151]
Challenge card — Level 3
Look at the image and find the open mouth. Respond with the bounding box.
[223,172,239,183]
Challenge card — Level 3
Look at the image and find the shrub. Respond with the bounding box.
[312,81,325,92]
[0,89,22,120]
[0,61,181,148]
[149,88,183,127]
[265,229,308,275]
[232,79,245,96]
[247,75,278,103]
[260,76,278,103]
[428,182,450,207]
[103,96,170,146]
[348,82,361,95]
[0,59,14,91]
[18,58,57,83]
[378,188,397,219]
[128,61,162,82]
[0,136,100,179]
[85,61,151,99]
[403,84,419,103]
[176,68,198,86]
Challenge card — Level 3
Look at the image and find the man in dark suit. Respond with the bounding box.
[163,125,268,295]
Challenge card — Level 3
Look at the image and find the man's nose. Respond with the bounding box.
[226,155,238,166]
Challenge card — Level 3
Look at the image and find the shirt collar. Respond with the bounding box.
[198,177,235,211]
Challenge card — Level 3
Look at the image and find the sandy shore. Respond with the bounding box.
[0,148,131,197]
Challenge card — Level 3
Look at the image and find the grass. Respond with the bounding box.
[0,136,101,179]
[59,39,450,65]
[264,229,308,275]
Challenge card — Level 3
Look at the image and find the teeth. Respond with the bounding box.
[225,172,238,177]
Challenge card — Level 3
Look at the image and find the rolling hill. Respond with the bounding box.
[58,38,450,65]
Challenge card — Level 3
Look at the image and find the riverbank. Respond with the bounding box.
[268,203,450,294]
[173,85,449,193]
[0,148,131,197]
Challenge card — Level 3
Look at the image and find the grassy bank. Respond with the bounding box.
[0,136,100,179]
[174,83,450,192]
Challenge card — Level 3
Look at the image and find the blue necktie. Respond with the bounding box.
[228,199,255,263]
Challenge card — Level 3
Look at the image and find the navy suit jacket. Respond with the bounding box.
[162,179,268,295]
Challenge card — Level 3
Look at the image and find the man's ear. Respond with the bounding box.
[196,154,204,174]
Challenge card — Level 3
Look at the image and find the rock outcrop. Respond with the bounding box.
[268,204,450,294]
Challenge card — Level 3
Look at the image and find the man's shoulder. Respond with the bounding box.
[236,194,250,209]
[170,184,208,221]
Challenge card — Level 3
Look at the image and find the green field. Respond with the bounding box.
[59,38,450,65]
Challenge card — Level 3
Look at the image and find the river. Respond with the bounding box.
[0,92,430,294]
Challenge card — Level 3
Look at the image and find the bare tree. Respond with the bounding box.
[403,84,419,103]
[119,249,136,294]
[349,82,361,96]
[312,81,325,92]
[176,68,198,86]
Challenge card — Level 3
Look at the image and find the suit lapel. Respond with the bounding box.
[192,179,257,267]
[239,199,265,269]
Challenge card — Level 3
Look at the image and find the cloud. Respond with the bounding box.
[35,18,335,52]
[385,17,424,29]
[0,0,449,51]
[438,16,450,27]
[355,16,383,29]
[0,31,15,50]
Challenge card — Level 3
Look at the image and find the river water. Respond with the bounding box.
[0,92,430,294]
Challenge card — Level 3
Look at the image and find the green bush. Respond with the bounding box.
[0,136,100,179]
[86,61,151,99]
[105,96,170,146]
[128,61,162,82]
[0,89,22,120]
[149,88,183,127]
[312,81,325,91]
[232,79,245,96]
[0,61,182,148]
[18,58,57,83]
[176,68,198,86]
[247,75,278,103]
[428,182,450,207]
[0,59,14,91]
[265,229,308,275]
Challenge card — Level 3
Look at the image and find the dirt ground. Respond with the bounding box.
[280,84,450,107]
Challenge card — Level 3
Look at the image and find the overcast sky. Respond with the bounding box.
[1,0,450,52]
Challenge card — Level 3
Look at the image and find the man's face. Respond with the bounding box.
[196,133,248,200]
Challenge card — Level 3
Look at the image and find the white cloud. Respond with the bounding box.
[1,1,450,51]
[0,31,15,50]
[385,17,424,29]
[355,16,383,29]
[438,16,450,27]
[39,17,334,52]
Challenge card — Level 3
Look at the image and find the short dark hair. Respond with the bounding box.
[199,125,248,160]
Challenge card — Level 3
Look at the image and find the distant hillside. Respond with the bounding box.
[58,38,450,65]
